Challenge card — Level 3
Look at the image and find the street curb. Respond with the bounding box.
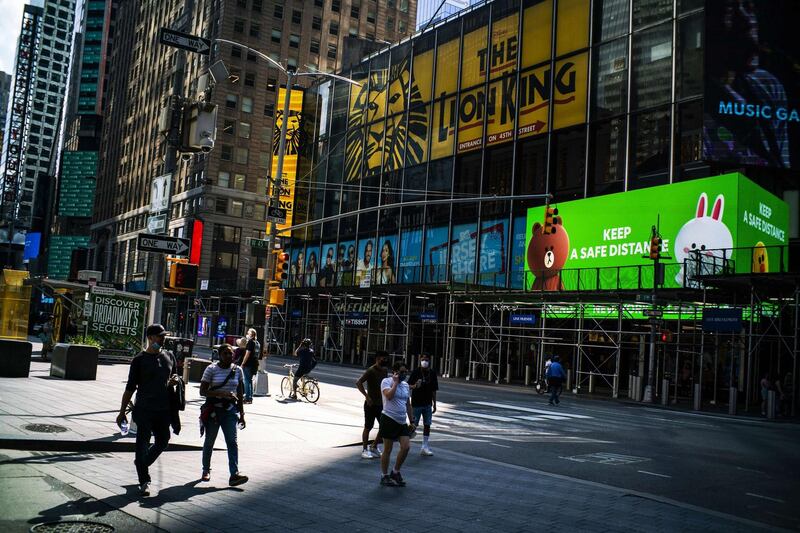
[0,439,206,453]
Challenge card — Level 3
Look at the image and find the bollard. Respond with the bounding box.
[693,383,702,411]
[728,386,737,415]
[628,375,633,399]
[506,363,512,384]
[254,356,270,396]
[635,377,643,402]
[767,390,776,419]
[567,369,572,391]
[661,379,669,406]
[410,355,416,369]
[525,365,531,386]
[182,358,190,383]
[454,359,461,378]
[588,373,595,394]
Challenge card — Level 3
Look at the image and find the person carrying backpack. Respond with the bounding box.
[240,328,261,404]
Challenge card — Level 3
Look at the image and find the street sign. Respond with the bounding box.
[91,286,116,296]
[158,27,211,55]
[200,279,209,291]
[702,308,743,333]
[510,314,537,325]
[249,238,270,249]
[419,312,437,324]
[267,205,287,223]
[137,233,190,256]
[150,174,171,213]
[643,309,663,317]
[147,214,166,233]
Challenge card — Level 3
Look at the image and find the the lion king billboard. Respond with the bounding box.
[525,173,789,291]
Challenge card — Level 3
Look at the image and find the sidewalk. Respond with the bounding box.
[0,361,773,532]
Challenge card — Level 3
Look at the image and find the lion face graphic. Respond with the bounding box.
[273,109,303,157]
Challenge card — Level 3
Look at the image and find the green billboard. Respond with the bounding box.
[85,291,148,353]
[526,173,789,291]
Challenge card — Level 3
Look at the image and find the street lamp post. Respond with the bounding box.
[214,39,362,356]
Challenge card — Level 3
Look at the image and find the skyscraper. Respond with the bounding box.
[91,0,417,332]
[0,0,77,265]
[415,0,468,30]
[0,72,12,151]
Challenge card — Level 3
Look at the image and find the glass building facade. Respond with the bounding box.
[288,0,710,292]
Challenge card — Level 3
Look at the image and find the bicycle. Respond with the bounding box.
[281,364,320,403]
[534,376,548,395]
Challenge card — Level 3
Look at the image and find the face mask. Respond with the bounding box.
[151,342,161,351]
[421,361,430,369]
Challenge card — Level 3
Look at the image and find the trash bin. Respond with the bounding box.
[163,336,194,372]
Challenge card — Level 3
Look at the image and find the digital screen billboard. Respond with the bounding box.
[526,173,789,291]
[704,0,800,169]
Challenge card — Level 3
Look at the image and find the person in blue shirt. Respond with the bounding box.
[545,355,566,406]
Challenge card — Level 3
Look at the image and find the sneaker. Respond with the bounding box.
[139,482,150,497]
[390,471,406,487]
[380,474,399,487]
[288,394,297,400]
[361,449,374,459]
[201,471,210,482]
[229,473,249,486]
[421,446,434,456]
[369,447,382,458]
[548,401,554,406]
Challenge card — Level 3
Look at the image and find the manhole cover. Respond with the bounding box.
[31,521,114,533]
[23,424,68,433]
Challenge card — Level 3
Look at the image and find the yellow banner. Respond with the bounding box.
[457,87,486,152]
[435,39,460,96]
[431,96,457,159]
[552,52,588,129]
[521,0,552,69]
[461,24,488,89]
[517,63,551,138]
[489,14,519,79]
[269,87,304,235]
[556,0,589,57]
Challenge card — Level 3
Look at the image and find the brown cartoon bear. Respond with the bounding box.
[527,219,570,291]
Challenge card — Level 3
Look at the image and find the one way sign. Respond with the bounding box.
[159,27,211,55]
[137,233,191,256]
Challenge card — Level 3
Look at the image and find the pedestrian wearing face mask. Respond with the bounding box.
[408,353,438,456]
[378,361,416,487]
[356,350,389,459]
[116,324,179,497]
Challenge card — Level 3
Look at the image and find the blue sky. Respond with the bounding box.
[0,1,26,75]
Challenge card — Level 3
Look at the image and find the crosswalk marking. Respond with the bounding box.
[440,409,518,422]
[515,415,572,421]
[468,401,593,419]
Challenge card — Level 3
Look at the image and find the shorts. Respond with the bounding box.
[412,405,433,426]
[377,414,410,441]
[364,403,383,430]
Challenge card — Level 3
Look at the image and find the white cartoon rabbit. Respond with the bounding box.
[673,192,734,287]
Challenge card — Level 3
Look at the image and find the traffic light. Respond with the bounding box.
[274,250,289,282]
[544,206,558,234]
[659,329,673,343]
[269,287,285,306]
[168,263,199,290]
[649,235,662,260]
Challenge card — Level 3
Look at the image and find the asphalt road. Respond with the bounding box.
[265,357,800,530]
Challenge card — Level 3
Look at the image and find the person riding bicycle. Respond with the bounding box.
[290,339,317,400]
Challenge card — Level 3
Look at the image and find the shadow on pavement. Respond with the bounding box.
[0,452,95,464]
[137,479,243,508]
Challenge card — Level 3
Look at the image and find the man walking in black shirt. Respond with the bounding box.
[408,353,438,456]
[116,324,179,496]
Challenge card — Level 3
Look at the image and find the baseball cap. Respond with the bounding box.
[145,324,169,337]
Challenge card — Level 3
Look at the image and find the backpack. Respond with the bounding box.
[248,340,261,370]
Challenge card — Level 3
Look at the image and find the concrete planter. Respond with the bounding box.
[50,343,99,380]
[0,339,33,377]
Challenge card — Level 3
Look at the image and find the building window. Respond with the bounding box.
[290,34,300,48]
[223,119,236,135]
[215,197,229,214]
[239,122,251,139]
[591,38,628,120]
[259,152,270,168]
[594,0,629,42]
[254,203,266,220]
[217,172,230,187]
[329,22,339,36]
[398,19,406,33]
[386,17,394,32]
[237,0,246,7]
[332,0,340,12]
[388,0,395,8]
[327,44,337,59]
[267,77,277,90]
[310,39,320,54]
[213,251,239,269]
[292,9,302,24]
[257,177,268,195]
[244,72,256,87]
[234,173,247,190]
[271,29,282,43]
[252,0,262,12]
[349,27,358,37]
[213,224,242,243]
[231,45,242,58]
[589,118,626,196]
[675,100,703,173]
[400,0,408,12]
[242,97,253,113]
[631,22,673,110]
[247,51,257,62]
[220,145,233,161]
[676,13,703,100]
[367,10,376,23]
[274,4,283,18]
[250,22,260,38]
[629,107,671,188]
[312,16,322,30]
[235,148,249,164]
[230,200,244,217]
[314,0,323,7]
[234,18,245,33]
[225,94,237,109]
[264,103,274,117]
[633,0,672,29]
[287,58,298,69]
[351,5,360,18]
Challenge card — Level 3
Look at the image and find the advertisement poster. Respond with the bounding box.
[356,238,375,287]
[704,0,800,169]
[304,245,320,287]
[85,292,147,353]
[336,240,356,286]
[424,226,449,283]
[270,87,305,234]
[525,173,789,291]
[290,247,306,288]
[318,244,337,287]
[511,216,528,289]
[478,219,507,286]
[450,222,478,282]
[400,229,423,283]
[373,235,398,284]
